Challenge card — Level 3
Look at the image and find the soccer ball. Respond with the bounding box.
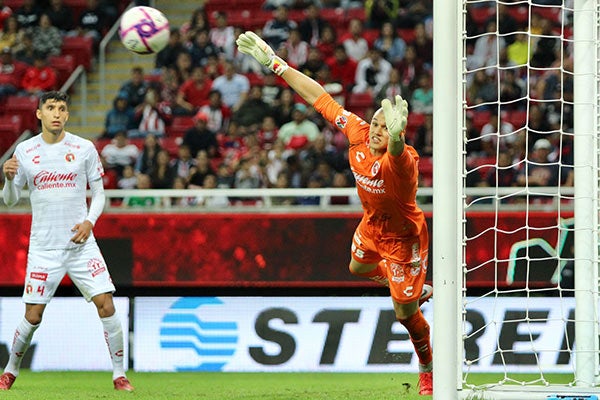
[119,6,169,55]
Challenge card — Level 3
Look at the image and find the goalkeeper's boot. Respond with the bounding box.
[113,376,134,391]
[0,372,16,390]
[418,371,433,395]
[419,284,433,307]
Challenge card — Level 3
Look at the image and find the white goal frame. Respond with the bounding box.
[433,1,599,399]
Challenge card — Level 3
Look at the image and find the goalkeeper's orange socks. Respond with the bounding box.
[398,308,433,368]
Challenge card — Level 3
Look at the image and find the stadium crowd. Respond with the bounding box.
[0,0,576,207]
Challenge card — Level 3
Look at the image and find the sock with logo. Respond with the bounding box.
[4,318,39,376]
[398,309,432,367]
[101,313,126,379]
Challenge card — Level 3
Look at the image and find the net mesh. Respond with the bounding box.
[461,0,599,395]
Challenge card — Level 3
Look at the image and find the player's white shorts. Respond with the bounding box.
[23,242,116,304]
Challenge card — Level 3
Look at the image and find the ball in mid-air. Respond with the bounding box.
[119,6,169,55]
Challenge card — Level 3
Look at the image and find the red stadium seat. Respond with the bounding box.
[418,156,433,186]
[469,6,495,27]
[61,36,94,71]
[0,115,23,155]
[471,109,491,131]
[49,55,76,88]
[4,95,39,132]
[345,92,374,119]
[320,7,345,28]
[398,28,416,44]
[168,116,195,138]
[345,7,366,22]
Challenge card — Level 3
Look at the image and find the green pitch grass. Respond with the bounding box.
[0,371,574,400]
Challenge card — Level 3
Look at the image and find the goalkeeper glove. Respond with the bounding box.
[236,31,289,76]
[381,95,408,142]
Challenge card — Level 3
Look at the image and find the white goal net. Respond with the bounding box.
[433,1,600,399]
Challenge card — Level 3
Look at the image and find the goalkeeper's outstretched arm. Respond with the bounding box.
[236,31,326,105]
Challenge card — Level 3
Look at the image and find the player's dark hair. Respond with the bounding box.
[39,91,70,109]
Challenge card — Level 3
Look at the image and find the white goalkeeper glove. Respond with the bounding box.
[381,95,408,142]
[236,31,289,76]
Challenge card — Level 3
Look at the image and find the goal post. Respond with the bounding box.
[433,0,600,399]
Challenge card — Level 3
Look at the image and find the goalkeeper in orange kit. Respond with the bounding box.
[236,31,433,395]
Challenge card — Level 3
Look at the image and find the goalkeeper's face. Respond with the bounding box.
[368,108,389,152]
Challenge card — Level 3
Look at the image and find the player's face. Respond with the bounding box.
[37,99,69,136]
[369,109,389,152]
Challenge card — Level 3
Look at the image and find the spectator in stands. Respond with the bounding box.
[479,111,516,157]
[14,32,35,65]
[104,94,136,138]
[76,0,107,49]
[516,138,560,187]
[326,44,358,93]
[468,70,497,107]
[366,0,399,30]
[409,73,433,114]
[189,29,220,68]
[233,156,262,189]
[330,170,360,205]
[212,60,250,112]
[232,85,272,131]
[300,133,338,174]
[0,0,12,31]
[174,65,213,116]
[134,133,161,175]
[484,151,518,188]
[530,18,559,68]
[14,0,40,30]
[45,0,75,35]
[493,3,518,45]
[316,24,337,60]
[499,68,526,110]
[298,3,330,47]
[272,87,295,126]
[170,144,196,180]
[0,16,19,51]
[133,86,171,138]
[373,21,406,65]
[506,32,530,67]
[29,13,63,57]
[526,103,552,148]
[155,28,186,71]
[262,5,297,50]
[413,112,433,157]
[352,47,392,95]
[183,111,218,158]
[118,66,148,108]
[342,18,369,62]
[172,50,193,85]
[412,21,433,71]
[283,28,309,68]
[195,173,230,207]
[198,89,231,135]
[209,11,235,60]
[101,130,139,176]
[375,68,406,106]
[121,173,160,207]
[271,171,297,205]
[20,51,57,95]
[148,149,176,189]
[260,73,282,106]
[188,150,216,188]
[278,103,321,150]
[0,46,26,100]
[396,0,432,29]
[467,19,505,72]
[298,47,324,80]
[156,66,180,109]
[257,115,279,150]
[179,7,210,46]
[396,44,423,92]
[117,164,137,190]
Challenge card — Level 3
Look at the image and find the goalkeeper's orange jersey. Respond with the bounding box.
[313,93,427,238]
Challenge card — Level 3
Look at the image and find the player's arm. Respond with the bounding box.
[70,178,105,243]
[236,31,326,105]
[2,155,21,207]
[382,95,409,157]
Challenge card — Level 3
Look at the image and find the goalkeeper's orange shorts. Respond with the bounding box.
[351,220,429,304]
